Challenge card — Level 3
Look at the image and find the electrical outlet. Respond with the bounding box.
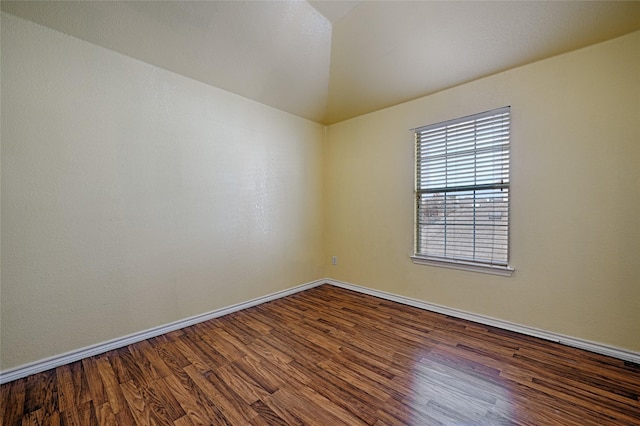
[332,256,337,265]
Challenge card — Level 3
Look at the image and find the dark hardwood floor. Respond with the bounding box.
[2,284,639,425]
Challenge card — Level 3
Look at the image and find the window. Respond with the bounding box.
[411,106,513,276]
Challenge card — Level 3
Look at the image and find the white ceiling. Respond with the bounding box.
[2,1,640,124]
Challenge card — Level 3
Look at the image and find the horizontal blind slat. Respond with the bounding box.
[415,106,510,266]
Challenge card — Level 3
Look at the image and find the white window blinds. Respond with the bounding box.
[415,106,510,267]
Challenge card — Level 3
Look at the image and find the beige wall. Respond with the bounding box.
[324,30,640,352]
[2,12,639,372]
[1,13,324,370]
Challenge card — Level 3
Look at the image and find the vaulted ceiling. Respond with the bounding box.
[3,1,640,124]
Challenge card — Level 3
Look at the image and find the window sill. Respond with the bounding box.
[410,255,514,277]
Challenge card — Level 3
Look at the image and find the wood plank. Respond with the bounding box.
[261,386,349,426]
[148,341,191,378]
[2,284,640,425]
[81,357,107,407]
[23,369,57,417]
[171,335,217,374]
[178,332,227,370]
[173,415,195,426]
[298,369,381,425]
[136,339,174,379]
[20,408,43,426]
[76,400,98,425]
[163,374,230,426]
[120,378,185,425]
[249,400,288,426]
[55,364,81,425]
[94,402,118,426]
[212,362,270,405]
[119,381,153,425]
[106,350,133,385]
[1,372,28,425]
[231,355,286,395]
[183,364,256,424]
[94,358,128,416]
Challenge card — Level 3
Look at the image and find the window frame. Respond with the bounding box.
[411,107,514,276]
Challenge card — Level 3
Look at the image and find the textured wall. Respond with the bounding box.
[2,11,639,372]
[324,31,640,352]
[1,13,324,370]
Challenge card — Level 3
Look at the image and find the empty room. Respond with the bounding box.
[1,1,639,424]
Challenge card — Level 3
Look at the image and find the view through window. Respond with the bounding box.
[415,107,511,268]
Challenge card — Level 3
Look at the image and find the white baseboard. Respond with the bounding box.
[325,279,640,365]
[3,277,638,385]
[0,279,325,385]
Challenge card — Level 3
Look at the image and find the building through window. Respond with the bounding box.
[413,106,512,274]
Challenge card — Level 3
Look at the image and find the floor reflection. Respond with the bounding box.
[401,348,517,425]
